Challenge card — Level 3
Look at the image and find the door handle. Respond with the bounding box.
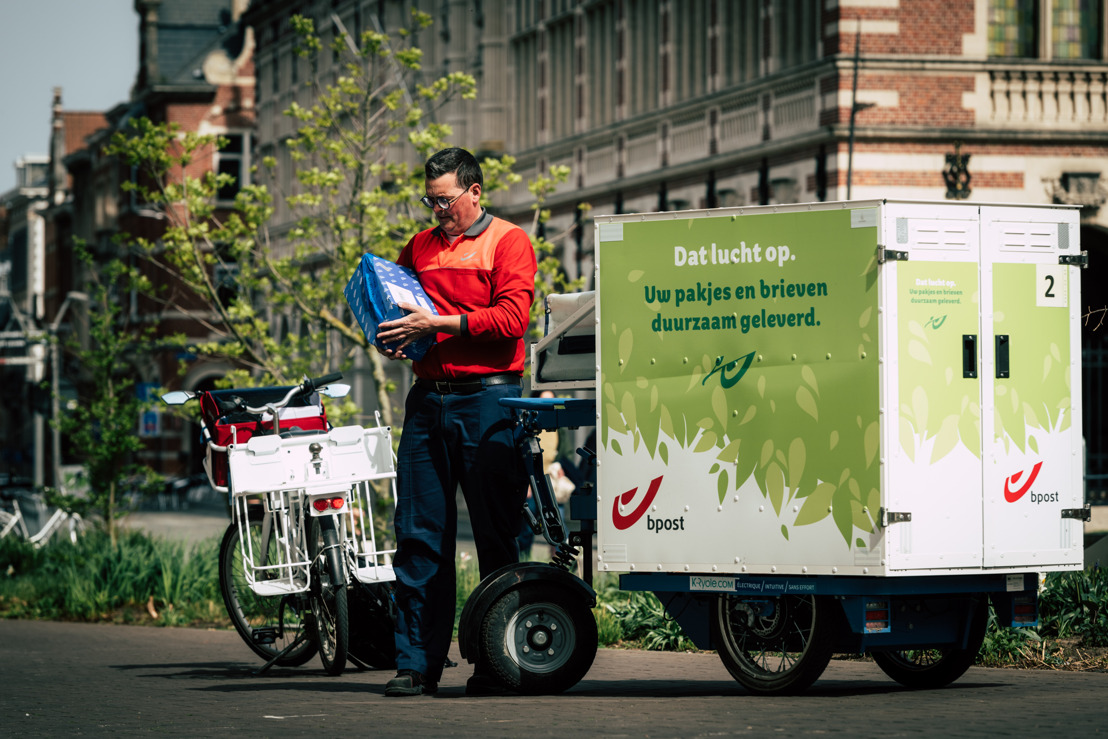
[963,334,977,379]
[996,335,1010,378]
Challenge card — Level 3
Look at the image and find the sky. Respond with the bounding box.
[0,1,138,193]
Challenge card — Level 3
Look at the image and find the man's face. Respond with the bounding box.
[425,172,482,238]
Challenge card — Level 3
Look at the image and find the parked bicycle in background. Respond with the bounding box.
[0,481,86,548]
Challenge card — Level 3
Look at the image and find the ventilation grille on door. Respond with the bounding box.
[895,217,976,251]
[992,221,1059,251]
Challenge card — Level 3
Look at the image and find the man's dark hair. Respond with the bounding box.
[425,147,483,190]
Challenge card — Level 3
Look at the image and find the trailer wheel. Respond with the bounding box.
[480,582,597,695]
[871,598,988,690]
[712,593,837,695]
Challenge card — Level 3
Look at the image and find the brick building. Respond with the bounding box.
[0,0,255,487]
[243,0,1108,493]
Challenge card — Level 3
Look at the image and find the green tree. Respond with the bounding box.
[105,9,582,431]
[52,248,161,546]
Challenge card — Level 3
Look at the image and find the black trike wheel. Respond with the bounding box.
[711,593,837,695]
[479,582,597,695]
[218,519,317,667]
[870,597,988,690]
[308,516,350,676]
[348,580,397,670]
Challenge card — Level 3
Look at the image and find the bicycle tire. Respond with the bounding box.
[348,580,398,669]
[308,515,349,676]
[218,518,317,666]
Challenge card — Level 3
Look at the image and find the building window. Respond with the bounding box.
[989,0,1104,59]
[215,133,251,202]
[1053,0,1102,58]
[989,0,1038,58]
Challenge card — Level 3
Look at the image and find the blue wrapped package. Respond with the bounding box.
[344,253,439,361]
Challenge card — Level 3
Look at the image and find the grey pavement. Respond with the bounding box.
[1,619,1106,737]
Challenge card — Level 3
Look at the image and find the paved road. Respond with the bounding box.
[1,620,1105,737]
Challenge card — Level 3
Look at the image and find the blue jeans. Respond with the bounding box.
[392,381,526,681]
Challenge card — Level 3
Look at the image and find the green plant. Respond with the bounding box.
[0,529,225,625]
[1039,569,1108,647]
[50,248,162,545]
[601,590,697,652]
[977,605,1041,667]
[106,10,583,434]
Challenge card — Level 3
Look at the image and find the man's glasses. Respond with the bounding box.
[420,189,468,210]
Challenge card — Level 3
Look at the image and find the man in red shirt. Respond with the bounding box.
[377,148,537,696]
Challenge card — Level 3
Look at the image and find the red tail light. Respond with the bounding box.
[313,496,347,512]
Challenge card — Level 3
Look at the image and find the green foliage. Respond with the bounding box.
[599,589,697,652]
[105,9,585,439]
[0,529,222,626]
[1039,568,1108,646]
[51,247,162,544]
[977,606,1042,667]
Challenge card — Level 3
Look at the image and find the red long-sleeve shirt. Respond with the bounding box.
[397,210,536,380]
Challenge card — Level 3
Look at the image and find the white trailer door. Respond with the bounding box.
[884,203,984,570]
[980,206,1084,569]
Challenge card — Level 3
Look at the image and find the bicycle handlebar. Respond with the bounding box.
[303,372,343,394]
[239,373,344,416]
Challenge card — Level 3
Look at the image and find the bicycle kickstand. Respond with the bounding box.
[253,629,313,676]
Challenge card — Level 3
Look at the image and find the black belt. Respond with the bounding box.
[417,373,521,395]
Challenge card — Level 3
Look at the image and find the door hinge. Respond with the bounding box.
[880,508,912,527]
[878,248,909,264]
[1061,505,1091,522]
[1058,251,1088,268]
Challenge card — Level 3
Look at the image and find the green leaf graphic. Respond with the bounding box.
[717,438,741,464]
[801,365,819,395]
[712,385,728,429]
[787,438,806,490]
[908,339,932,365]
[618,328,633,373]
[794,482,835,526]
[831,485,855,545]
[767,462,785,515]
[796,386,818,421]
[694,430,718,453]
[930,415,960,464]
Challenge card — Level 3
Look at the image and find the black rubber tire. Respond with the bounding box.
[479,582,597,695]
[348,581,398,670]
[218,519,317,666]
[712,593,837,696]
[871,597,989,690]
[308,516,349,676]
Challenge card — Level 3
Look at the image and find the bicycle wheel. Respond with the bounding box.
[308,516,349,676]
[871,597,988,690]
[711,593,837,695]
[219,518,317,666]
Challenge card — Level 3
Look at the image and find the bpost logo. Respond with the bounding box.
[612,475,685,533]
[1003,461,1058,504]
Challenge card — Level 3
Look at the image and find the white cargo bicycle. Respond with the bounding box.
[162,373,397,675]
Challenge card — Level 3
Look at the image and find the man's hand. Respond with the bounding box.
[377,303,461,360]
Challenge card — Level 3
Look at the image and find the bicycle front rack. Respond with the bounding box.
[226,424,398,596]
